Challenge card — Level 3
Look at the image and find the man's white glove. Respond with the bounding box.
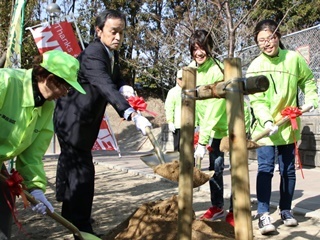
[30,189,54,215]
[264,121,278,136]
[119,85,135,99]
[168,123,176,133]
[132,114,152,135]
[194,144,207,159]
[301,104,314,112]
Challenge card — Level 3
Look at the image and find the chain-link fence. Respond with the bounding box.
[228,25,320,165]
[222,24,320,107]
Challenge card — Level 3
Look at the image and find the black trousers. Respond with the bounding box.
[0,164,14,240]
[173,129,181,152]
[56,137,95,234]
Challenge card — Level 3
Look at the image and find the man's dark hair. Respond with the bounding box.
[95,9,126,30]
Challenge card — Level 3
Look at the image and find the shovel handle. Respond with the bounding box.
[0,173,85,240]
[252,106,312,142]
[195,156,202,170]
[145,127,166,164]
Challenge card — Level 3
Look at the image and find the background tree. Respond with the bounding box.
[1,0,319,99]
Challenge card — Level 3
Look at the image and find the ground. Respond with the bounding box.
[8,91,320,239]
[10,158,320,240]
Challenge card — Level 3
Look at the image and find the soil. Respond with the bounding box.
[153,161,211,188]
[8,90,320,240]
[10,157,320,240]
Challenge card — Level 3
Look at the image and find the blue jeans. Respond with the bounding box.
[256,144,296,214]
[209,138,225,208]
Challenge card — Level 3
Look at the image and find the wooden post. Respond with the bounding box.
[224,58,253,240]
[178,67,196,240]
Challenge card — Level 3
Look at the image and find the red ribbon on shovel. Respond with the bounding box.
[127,96,157,116]
[3,169,29,230]
[281,106,304,179]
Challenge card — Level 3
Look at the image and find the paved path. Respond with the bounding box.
[41,149,320,239]
[89,149,320,220]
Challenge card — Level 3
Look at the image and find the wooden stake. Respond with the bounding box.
[224,58,253,240]
[178,67,196,240]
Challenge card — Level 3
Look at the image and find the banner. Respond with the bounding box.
[4,0,27,68]
[92,114,121,156]
[29,21,81,57]
[28,19,120,156]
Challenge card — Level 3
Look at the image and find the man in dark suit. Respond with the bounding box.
[53,9,151,237]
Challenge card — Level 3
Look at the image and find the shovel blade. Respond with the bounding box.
[140,151,180,168]
[79,231,102,240]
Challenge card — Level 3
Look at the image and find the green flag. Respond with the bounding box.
[4,0,27,68]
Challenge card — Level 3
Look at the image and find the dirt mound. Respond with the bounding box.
[153,161,211,187]
[104,195,234,240]
[103,93,234,240]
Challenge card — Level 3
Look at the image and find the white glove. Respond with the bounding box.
[264,121,278,136]
[119,85,135,99]
[168,123,176,133]
[301,104,314,112]
[30,189,54,215]
[132,114,152,135]
[194,144,207,159]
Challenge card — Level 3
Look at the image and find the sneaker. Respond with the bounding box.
[200,206,224,220]
[225,211,234,226]
[281,210,298,226]
[275,163,279,172]
[258,212,276,235]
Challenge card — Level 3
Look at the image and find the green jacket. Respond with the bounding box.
[165,85,182,128]
[246,48,318,146]
[189,58,227,144]
[0,68,54,191]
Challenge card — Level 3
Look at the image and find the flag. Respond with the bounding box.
[4,0,27,68]
[28,21,82,57]
[27,17,120,156]
[92,114,121,156]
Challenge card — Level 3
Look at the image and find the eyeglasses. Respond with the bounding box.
[257,35,277,45]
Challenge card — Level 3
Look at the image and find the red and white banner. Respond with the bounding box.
[28,20,120,156]
[29,21,81,57]
[92,115,120,155]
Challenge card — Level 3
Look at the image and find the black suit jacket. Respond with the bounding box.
[54,39,131,150]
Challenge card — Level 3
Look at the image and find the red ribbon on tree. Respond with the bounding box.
[127,96,157,116]
[281,106,304,178]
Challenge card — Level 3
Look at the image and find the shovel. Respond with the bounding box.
[140,126,180,167]
[220,106,312,152]
[0,173,101,240]
[140,127,211,187]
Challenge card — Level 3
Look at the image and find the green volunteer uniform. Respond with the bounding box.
[247,48,318,146]
[190,57,230,211]
[0,68,54,238]
[189,58,227,144]
[165,85,182,129]
[0,68,54,189]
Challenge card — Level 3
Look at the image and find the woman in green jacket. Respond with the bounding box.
[190,29,234,226]
[0,50,85,239]
[247,19,318,235]
[165,69,183,151]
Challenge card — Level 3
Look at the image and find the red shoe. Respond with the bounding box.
[226,211,234,227]
[200,206,224,220]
